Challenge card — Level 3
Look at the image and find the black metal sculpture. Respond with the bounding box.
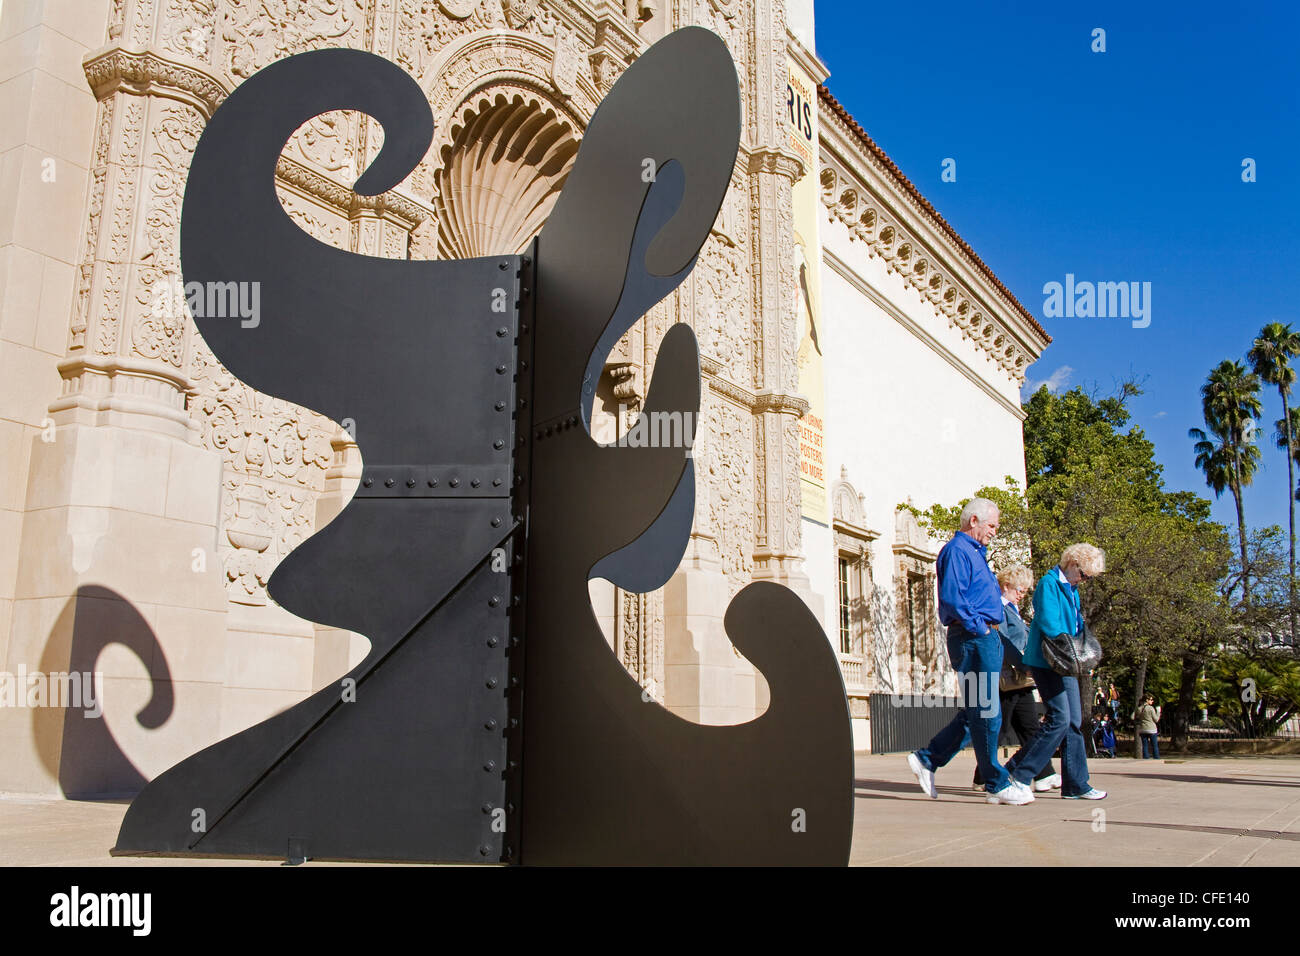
[113,26,853,866]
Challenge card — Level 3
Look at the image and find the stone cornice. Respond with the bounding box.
[824,246,1027,422]
[817,88,1049,361]
[833,516,879,543]
[276,158,427,229]
[753,388,810,417]
[819,127,1037,384]
[698,365,810,418]
[592,6,644,58]
[892,540,937,562]
[82,46,230,116]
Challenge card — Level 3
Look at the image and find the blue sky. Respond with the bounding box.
[813,0,1299,534]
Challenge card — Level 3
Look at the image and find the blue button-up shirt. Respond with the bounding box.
[936,530,1003,637]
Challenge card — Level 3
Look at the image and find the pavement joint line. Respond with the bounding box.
[1188,792,1300,866]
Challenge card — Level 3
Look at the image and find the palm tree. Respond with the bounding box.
[1191,360,1262,605]
[1274,407,1300,488]
[1250,323,1300,642]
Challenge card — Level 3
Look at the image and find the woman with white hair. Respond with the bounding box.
[1006,543,1108,800]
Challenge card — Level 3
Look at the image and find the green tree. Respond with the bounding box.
[903,475,1030,572]
[1249,322,1300,641]
[1190,359,1262,605]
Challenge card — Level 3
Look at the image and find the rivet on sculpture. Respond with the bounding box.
[112,27,854,866]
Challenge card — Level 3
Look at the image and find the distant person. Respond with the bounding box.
[1108,682,1121,722]
[1135,694,1161,759]
[907,499,1032,805]
[1093,712,1116,758]
[1005,543,1108,800]
[971,565,1059,792]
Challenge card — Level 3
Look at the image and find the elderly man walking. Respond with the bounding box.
[906,498,1033,805]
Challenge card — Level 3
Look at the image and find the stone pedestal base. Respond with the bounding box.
[0,418,228,796]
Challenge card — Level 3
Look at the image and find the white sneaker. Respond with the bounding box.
[1033,773,1062,792]
[1063,788,1107,800]
[908,752,937,799]
[987,783,1034,805]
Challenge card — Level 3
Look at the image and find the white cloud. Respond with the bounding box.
[1023,365,1074,394]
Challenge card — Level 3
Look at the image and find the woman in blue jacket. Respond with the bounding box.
[1006,543,1108,800]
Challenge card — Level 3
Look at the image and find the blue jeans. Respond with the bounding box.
[1140,732,1160,758]
[913,625,1009,793]
[1008,667,1091,795]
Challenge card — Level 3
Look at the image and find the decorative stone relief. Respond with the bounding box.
[96,96,147,356]
[285,110,358,178]
[696,232,749,381]
[130,102,204,369]
[550,20,582,97]
[132,0,158,46]
[693,0,747,137]
[701,392,754,594]
[161,0,217,62]
[221,0,363,80]
[276,187,348,249]
[395,0,501,77]
[820,155,1033,383]
[501,0,542,31]
[71,99,116,352]
[132,270,187,367]
[616,588,664,702]
[142,104,203,267]
[190,337,337,605]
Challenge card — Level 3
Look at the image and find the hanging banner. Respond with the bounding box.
[787,61,827,525]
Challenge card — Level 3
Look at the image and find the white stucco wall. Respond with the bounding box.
[806,215,1030,643]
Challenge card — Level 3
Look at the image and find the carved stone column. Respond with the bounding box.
[732,0,819,614]
[746,149,819,618]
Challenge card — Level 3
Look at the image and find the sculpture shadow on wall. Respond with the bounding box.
[34,585,173,799]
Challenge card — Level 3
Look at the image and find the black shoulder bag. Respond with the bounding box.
[1041,622,1102,677]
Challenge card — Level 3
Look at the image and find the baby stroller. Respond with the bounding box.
[1092,716,1117,757]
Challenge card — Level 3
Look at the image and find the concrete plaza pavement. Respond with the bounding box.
[851,751,1300,866]
[2,753,1298,865]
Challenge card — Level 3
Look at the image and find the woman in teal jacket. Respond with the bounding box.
[1005,543,1108,800]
